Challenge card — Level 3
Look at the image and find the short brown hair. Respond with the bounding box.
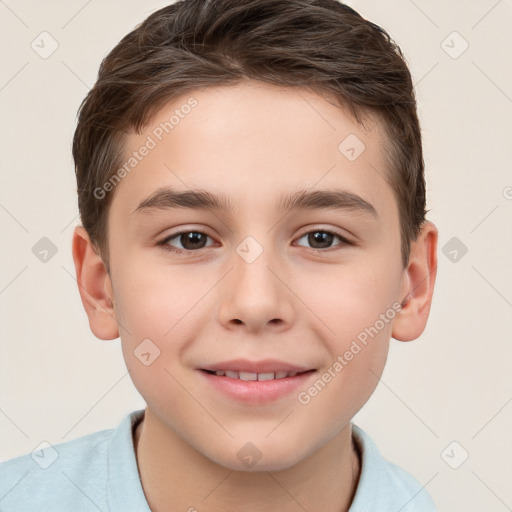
[73,0,427,271]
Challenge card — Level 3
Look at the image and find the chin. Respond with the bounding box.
[206,440,307,473]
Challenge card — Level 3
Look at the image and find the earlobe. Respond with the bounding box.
[72,226,119,341]
[392,221,438,342]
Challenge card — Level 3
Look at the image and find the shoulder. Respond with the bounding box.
[0,410,145,512]
[0,426,113,511]
[349,424,437,512]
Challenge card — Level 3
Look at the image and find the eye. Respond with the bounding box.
[157,228,354,255]
[295,229,354,251]
[158,230,215,254]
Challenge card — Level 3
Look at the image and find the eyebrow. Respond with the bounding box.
[132,186,378,218]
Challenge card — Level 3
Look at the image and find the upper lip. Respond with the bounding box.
[200,358,314,374]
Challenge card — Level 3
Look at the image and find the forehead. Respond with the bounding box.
[110,80,395,223]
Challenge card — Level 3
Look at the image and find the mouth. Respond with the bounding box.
[197,360,318,404]
[200,368,316,381]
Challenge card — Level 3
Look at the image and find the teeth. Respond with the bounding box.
[210,370,304,380]
[239,371,258,381]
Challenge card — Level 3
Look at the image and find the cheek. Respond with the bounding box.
[114,264,207,340]
[302,260,400,346]
[112,268,195,411]
[113,265,213,397]
[296,263,399,419]
[296,261,398,401]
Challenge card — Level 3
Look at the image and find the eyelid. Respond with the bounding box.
[157,225,355,254]
[295,225,354,243]
[293,228,355,252]
[157,227,216,251]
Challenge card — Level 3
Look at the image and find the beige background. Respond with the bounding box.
[1,1,511,510]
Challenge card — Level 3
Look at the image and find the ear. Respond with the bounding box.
[71,226,119,340]
[392,220,438,342]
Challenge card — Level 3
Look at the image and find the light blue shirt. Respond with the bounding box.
[0,409,436,511]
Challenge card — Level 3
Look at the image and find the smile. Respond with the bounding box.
[198,367,317,404]
[202,369,312,380]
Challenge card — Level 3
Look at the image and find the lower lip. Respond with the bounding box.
[198,369,317,404]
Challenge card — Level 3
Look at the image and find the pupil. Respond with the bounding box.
[183,232,205,249]
[310,231,332,249]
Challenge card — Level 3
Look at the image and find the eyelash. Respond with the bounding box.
[156,228,355,255]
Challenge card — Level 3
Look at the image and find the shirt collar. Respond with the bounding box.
[349,423,435,511]
[107,408,151,512]
[105,410,433,512]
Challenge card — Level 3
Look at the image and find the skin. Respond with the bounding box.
[72,79,438,512]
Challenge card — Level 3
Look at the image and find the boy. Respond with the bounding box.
[0,0,438,510]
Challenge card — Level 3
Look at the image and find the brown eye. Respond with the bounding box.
[295,230,352,251]
[159,231,214,253]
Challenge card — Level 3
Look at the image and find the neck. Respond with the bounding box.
[134,408,360,512]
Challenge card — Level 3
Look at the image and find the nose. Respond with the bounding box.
[216,240,296,334]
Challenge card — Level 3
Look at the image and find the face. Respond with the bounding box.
[105,80,408,470]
